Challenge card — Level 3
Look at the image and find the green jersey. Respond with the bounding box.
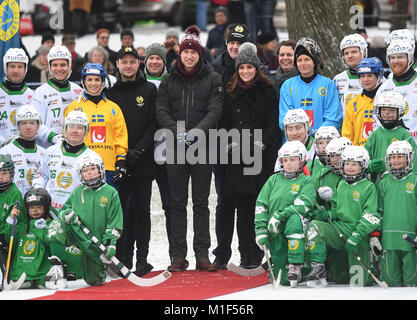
[60,183,123,244]
[377,172,417,251]
[330,178,381,238]
[0,184,25,234]
[255,172,316,232]
[4,217,52,282]
[365,126,417,171]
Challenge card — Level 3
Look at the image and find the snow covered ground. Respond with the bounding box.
[3,23,417,300]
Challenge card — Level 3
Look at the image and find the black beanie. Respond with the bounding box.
[257,32,277,45]
[42,31,55,44]
[226,23,249,44]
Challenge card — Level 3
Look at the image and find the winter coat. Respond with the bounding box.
[206,24,228,57]
[222,79,280,195]
[211,50,236,88]
[105,70,158,178]
[156,59,223,136]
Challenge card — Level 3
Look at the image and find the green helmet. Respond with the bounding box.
[0,154,14,192]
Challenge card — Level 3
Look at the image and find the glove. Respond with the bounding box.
[113,160,128,184]
[268,211,282,235]
[368,159,386,173]
[345,232,362,254]
[370,236,382,258]
[52,134,64,144]
[225,142,239,154]
[126,149,144,167]
[34,218,47,229]
[255,230,270,250]
[100,239,116,264]
[315,209,332,222]
[60,210,80,225]
[317,186,333,202]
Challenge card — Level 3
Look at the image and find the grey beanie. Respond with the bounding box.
[145,43,167,65]
[235,42,261,70]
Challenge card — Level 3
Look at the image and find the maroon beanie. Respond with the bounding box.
[179,26,202,55]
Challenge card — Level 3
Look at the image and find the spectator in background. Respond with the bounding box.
[144,43,167,88]
[94,28,117,67]
[30,31,55,61]
[69,0,93,37]
[26,45,51,84]
[87,45,116,76]
[164,29,180,72]
[206,6,229,58]
[62,33,87,83]
[244,0,277,43]
[196,0,208,31]
[256,31,279,76]
[121,29,134,48]
[274,40,298,99]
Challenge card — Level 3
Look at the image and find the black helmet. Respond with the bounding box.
[24,187,51,219]
[0,154,14,192]
[294,37,323,70]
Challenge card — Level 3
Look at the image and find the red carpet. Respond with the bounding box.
[32,270,268,300]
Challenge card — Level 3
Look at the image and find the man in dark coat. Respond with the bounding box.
[156,29,223,273]
[105,46,158,277]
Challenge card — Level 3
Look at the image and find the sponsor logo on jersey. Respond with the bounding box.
[308,240,316,250]
[362,121,374,139]
[404,100,410,116]
[345,93,357,106]
[291,183,300,194]
[352,191,360,201]
[406,182,415,192]
[301,98,312,107]
[57,171,73,189]
[91,114,105,123]
[65,245,82,255]
[91,126,106,143]
[305,109,314,127]
[318,87,327,97]
[136,96,144,107]
[26,168,38,185]
[99,196,109,207]
[288,240,299,251]
[23,239,36,255]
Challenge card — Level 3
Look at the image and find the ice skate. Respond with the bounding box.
[304,261,327,288]
[287,264,303,288]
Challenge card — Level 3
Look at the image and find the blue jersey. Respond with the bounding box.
[279,74,343,135]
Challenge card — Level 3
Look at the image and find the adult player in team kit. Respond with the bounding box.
[2,23,417,292]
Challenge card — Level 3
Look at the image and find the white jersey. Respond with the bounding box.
[333,69,362,118]
[32,142,100,210]
[374,73,417,143]
[0,139,45,196]
[0,83,33,145]
[32,80,83,135]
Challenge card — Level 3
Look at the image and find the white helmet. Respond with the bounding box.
[15,104,42,126]
[314,126,340,162]
[47,45,72,80]
[3,48,29,80]
[283,109,311,138]
[386,40,414,71]
[339,33,368,67]
[64,111,90,138]
[76,154,105,189]
[277,140,307,179]
[385,140,414,178]
[385,29,415,48]
[375,90,406,128]
[340,145,370,183]
[325,137,352,174]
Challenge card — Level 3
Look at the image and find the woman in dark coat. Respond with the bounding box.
[214,42,280,269]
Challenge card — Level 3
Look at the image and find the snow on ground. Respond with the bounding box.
[4,22,417,300]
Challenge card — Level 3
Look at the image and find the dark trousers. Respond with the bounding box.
[166,163,213,260]
[155,164,173,259]
[213,193,262,264]
[117,177,153,269]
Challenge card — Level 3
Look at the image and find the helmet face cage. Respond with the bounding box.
[357,57,384,89]
[278,141,307,179]
[340,146,370,183]
[325,137,352,174]
[77,156,106,189]
[385,141,414,178]
[340,34,368,68]
[375,92,406,129]
[24,188,51,219]
[64,111,90,139]
[0,154,14,192]
[283,109,310,139]
[3,48,29,80]
[314,126,340,162]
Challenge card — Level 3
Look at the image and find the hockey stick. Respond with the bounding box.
[262,244,282,289]
[76,220,171,287]
[227,263,265,277]
[3,202,27,290]
[329,220,388,288]
[402,234,417,249]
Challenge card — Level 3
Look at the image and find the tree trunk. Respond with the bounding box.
[284,0,356,78]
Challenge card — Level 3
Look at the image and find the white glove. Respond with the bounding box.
[52,134,64,144]
[268,213,281,234]
[317,186,333,202]
[370,236,382,258]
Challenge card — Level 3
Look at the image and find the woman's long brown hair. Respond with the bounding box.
[226,68,273,95]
